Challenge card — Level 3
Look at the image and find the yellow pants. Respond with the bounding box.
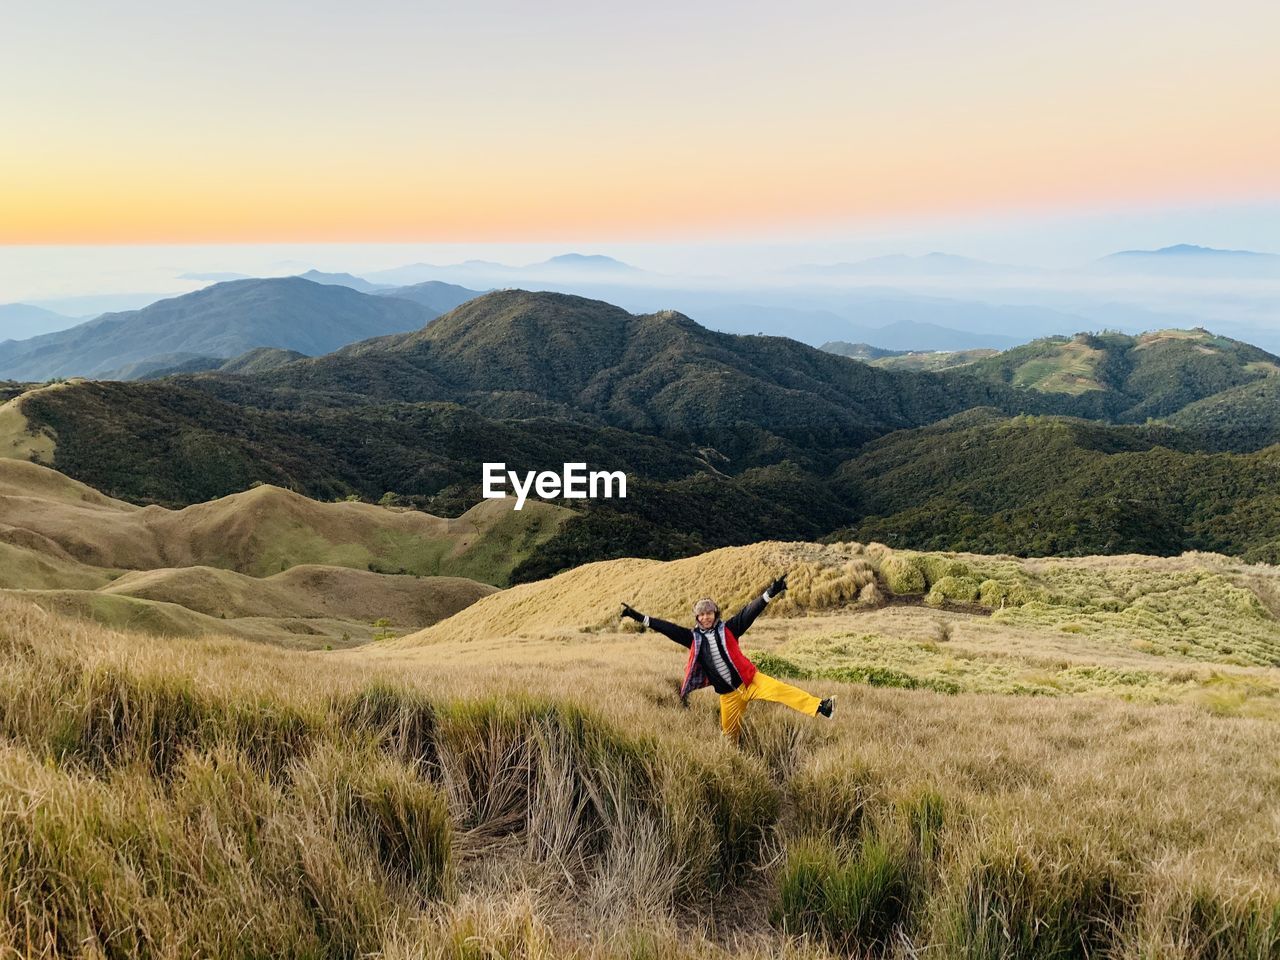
[719,671,821,742]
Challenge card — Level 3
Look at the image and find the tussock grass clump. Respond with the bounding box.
[668,748,782,894]
[933,840,1132,959]
[867,545,1047,609]
[0,740,424,959]
[774,790,946,953]
[334,680,440,772]
[926,574,983,606]
[763,558,877,616]
[434,697,655,854]
[738,707,828,782]
[292,743,453,897]
[776,834,918,953]
[33,663,317,780]
[878,552,927,595]
[784,757,876,845]
[1136,886,1280,959]
[919,555,971,585]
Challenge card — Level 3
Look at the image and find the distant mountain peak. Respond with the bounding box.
[294,270,387,293]
[1105,243,1274,259]
[542,253,636,270]
[0,276,435,381]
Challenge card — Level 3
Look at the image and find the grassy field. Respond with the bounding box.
[1,529,1279,959]
[1009,340,1107,395]
[870,349,998,372]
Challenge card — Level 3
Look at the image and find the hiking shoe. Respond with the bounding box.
[817,696,835,719]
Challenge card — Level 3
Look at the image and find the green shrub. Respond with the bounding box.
[926,575,982,607]
[978,579,1011,606]
[920,556,971,586]
[882,555,927,594]
[750,652,813,680]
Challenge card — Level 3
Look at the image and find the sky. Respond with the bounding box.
[3,0,1278,247]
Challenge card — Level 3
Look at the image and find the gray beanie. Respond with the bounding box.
[692,597,720,616]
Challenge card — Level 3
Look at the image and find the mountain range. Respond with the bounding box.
[366,252,638,287]
[1095,243,1280,276]
[184,289,1045,461]
[5,288,1280,577]
[5,240,1277,378]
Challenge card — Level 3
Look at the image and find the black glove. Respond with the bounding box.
[767,575,787,598]
[620,602,643,622]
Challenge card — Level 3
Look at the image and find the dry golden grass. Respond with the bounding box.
[0,381,72,462]
[384,541,1280,724]
[3,463,1280,955]
[100,563,494,626]
[0,540,110,590]
[391,541,878,646]
[1,590,1278,958]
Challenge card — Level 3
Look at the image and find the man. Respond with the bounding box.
[621,574,835,744]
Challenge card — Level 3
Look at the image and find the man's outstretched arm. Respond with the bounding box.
[621,603,692,648]
[726,575,787,638]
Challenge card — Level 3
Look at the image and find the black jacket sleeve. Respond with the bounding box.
[642,615,693,648]
[726,594,768,639]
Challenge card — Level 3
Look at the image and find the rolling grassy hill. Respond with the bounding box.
[387,538,1280,680]
[100,564,494,626]
[0,459,561,645]
[960,328,1280,420]
[0,459,567,582]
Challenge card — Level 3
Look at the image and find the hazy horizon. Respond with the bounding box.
[4,197,1280,303]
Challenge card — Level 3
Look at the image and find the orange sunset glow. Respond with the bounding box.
[2,1,1277,243]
